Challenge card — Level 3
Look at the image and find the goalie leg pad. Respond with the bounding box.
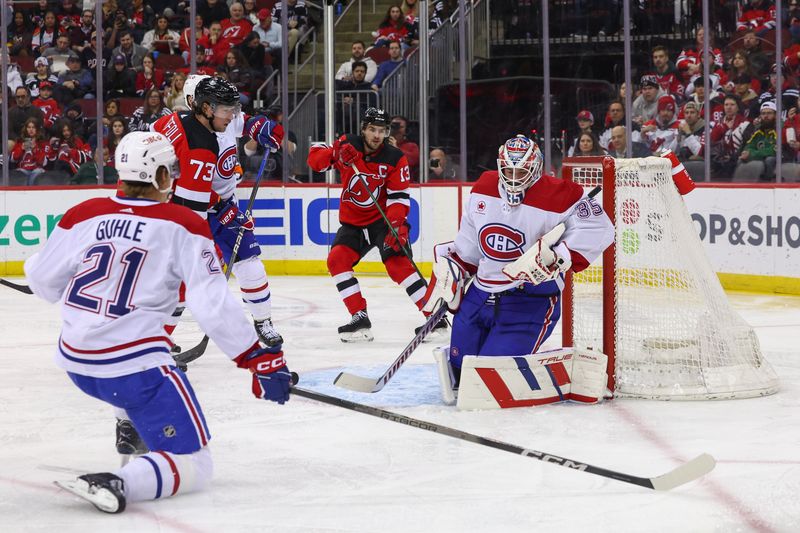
[433,346,457,405]
[456,348,608,410]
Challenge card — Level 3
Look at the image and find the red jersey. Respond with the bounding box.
[220,18,253,46]
[307,134,412,227]
[197,34,232,66]
[151,112,220,218]
[32,96,61,129]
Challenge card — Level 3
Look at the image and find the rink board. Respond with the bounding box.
[0,183,799,294]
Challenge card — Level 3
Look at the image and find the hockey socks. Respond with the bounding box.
[328,246,367,315]
[385,256,427,310]
[232,256,272,320]
[115,448,213,502]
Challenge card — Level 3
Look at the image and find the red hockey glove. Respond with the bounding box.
[335,141,361,166]
[384,219,409,252]
[234,343,291,405]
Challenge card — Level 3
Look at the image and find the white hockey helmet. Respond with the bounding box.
[184,74,211,109]
[116,132,177,186]
[496,135,543,206]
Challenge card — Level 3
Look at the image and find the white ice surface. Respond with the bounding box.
[1,275,798,532]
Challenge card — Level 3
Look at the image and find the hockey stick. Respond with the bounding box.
[291,384,716,491]
[0,278,33,294]
[174,149,273,366]
[334,300,449,392]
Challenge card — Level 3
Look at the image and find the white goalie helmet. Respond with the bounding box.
[496,134,543,206]
[116,132,177,186]
[183,74,211,109]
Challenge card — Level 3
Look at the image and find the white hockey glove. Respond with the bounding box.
[502,224,572,286]
[422,253,469,314]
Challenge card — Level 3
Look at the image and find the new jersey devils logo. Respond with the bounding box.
[216,145,239,180]
[344,172,382,208]
[478,223,526,262]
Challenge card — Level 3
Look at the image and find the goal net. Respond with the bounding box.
[561,156,779,400]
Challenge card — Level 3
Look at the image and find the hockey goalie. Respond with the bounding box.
[422,135,615,410]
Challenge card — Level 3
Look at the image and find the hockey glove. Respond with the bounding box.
[422,253,468,314]
[383,219,409,252]
[245,115,284,151]
[215,197,255,231]
[502,225,572,285]
[235,343,291,404]
[332,139,362,166]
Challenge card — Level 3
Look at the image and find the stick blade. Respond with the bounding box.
[334,371,383,393]
[650,453,716,491]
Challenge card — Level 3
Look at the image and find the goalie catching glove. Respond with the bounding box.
[214,197,254,231]
[422,244,472,314]
[502,224,572,285]
[234,343,292,404]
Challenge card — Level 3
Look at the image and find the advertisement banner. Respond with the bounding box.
[1,184,798,293]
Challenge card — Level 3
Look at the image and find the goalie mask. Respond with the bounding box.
[497,135,543,206]
[116,132,177,192]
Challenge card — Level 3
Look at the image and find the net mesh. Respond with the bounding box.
[566,157,779,400]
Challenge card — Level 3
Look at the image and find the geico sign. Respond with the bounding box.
[245,196,420,246]
[691,213,800,248]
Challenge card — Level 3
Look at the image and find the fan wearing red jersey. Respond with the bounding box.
[307,108,433,342]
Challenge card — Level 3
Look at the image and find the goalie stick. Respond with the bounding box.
[0,278,32,294]
[174,149,273,366]
[290,383,716,491]
[334,301,449,393]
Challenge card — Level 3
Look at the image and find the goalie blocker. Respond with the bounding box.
[434,347,608,410]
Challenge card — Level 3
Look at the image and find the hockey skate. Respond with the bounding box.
[338,310,373,342]
[54,473,126,513]
[254,318,283,347]
[416,316,449,342]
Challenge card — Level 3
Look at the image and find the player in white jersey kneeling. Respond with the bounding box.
[24,132,292,513]
[422,135,615,409]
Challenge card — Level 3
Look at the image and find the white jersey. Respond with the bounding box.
[453,171,614,294]
[24,195,260,378]
[212,112,247,202]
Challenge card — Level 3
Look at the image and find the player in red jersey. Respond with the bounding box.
[307,107,444,341]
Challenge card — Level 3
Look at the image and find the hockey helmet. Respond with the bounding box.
[361,107,390,130]
[116,132,177,187]
[183,74,210,109]
[193,76,241,115]
[496,135,543,206]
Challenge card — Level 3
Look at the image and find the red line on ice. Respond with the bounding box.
[611,403,776,533]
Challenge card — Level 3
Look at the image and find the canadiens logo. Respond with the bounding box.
[216,145,239,179]
[478,223,526,262]
[344,172,382,207]
[477,201,486,213]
